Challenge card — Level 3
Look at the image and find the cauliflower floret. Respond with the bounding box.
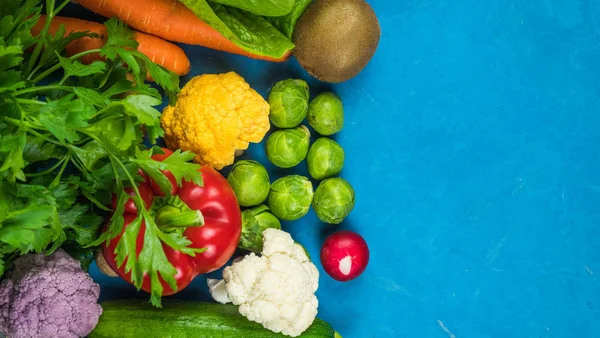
[0,249,102,338]
[208,228,319,337]
[161,72,270,170]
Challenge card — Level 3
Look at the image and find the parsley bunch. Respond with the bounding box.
[0,0,203,306]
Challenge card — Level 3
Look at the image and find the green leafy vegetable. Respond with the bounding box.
[208,0,295,17]
[267,0,312,39]
[179,0,295,59]
[0,0,204,308]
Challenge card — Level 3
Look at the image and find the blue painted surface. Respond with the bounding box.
[63,0,600,337]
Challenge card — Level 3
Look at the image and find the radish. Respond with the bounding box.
[320,230,369,281]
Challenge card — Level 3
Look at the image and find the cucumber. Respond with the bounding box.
[89,299,336,338]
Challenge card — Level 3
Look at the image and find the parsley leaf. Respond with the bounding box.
[102,17,138,54]
[59,203,102,245]
[0,70,25,94]
[99,18,180,103]
[73,86,109,108]
[38,95,94,143]
[69,140,109,171]
[0,207,55,253]
[0,130,26,182]
[0,0,40,49]
[122,95,162,125]
[138,217,179,306]
[84,114,143,153]
[22,137,60,164]
[134,149,203,196]
[0,182,56,253]
[0,44,24,72]
[36,26,97,72]
[58,55,107,78]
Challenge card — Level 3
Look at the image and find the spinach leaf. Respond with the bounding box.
[267,0,312,39]
[179,0,294,59]
[208,0,295,17]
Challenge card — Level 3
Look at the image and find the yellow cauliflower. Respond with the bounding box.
[161,72,270,170]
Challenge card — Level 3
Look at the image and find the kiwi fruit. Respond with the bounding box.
[293,0,381,83]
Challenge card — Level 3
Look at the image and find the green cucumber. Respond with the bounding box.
[89,299,335,338]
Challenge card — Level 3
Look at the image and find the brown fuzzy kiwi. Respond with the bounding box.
[293,0,381,83]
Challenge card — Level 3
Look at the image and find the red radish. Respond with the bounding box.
[320,230,369,281]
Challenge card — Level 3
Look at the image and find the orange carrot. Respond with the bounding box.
[72,0,291,62]
[32,15,191,76]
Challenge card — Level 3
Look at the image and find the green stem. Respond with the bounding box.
[150,196,205,229]
[25,155,68,177]
[156,208,204,228]
[26,0,55,76]
[70,155,88,174]
[11,85,73,97]
[26,0,71,80]
[53,0,70,15]
[88,103,115,120]
[3,117,24,128]
[49,153,70,188]
[58,74,68,86]
[26,128,63,146]
[73,136,92,146]
[109,152,148,214]
[31,49,102,83]
[3,116,48,135]
[16,98,46,106]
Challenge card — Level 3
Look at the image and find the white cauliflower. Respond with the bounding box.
[207,228,319,337]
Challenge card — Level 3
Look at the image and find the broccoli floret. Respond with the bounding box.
[0,249,103,338]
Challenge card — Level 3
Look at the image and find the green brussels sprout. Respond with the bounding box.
[307,137,345,180]
[265,126,310,168]
[312,178,355,224]
[227,160,270,207]
[268,175,314,220]
[268,79,310,128]
[239,205,281,252]
[307,92,344,136]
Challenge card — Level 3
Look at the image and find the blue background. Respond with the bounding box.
[64,0,600,337]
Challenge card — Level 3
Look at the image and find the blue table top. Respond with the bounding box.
[63,1,600,337]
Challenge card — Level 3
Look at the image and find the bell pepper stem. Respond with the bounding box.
[156,206,204,228]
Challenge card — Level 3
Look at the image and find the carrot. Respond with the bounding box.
[32,15,191,76]
[72,0,291,62]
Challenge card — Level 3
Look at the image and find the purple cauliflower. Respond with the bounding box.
[0,249,103,338]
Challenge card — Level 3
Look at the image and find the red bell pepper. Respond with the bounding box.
[102,148,242,296]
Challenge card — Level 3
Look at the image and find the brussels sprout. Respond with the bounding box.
[307,92,344,136]
[268,79,310,128]
[312,178,355,224]
[268,175,314,220]
[227,160,270,207]
[265,126,311,168]
[307,137,345,180]
[239,205,281,252]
